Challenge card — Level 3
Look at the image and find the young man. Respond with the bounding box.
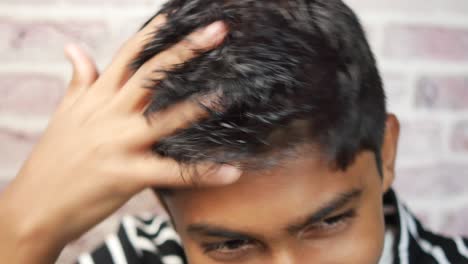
[77,0,468,264]
[0,0,466,263]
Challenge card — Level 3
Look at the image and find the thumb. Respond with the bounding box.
[64,43,99,91]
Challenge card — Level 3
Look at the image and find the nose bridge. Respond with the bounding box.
[271,248,305,264]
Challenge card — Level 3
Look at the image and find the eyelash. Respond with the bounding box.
[202,210,357,255]
[323,210,355,227]
[202,238,255,254]
[301,209,356,236]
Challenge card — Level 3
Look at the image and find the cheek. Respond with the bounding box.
[340,220,385,264]
[336,199,385,263]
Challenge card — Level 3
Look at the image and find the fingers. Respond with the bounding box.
[133,156,241,188]
[113,21,228,113]
[64,43,99,93]
[97,15,167,92]
[131,96,213,146]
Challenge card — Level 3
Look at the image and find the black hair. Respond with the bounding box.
[133,0,386,174]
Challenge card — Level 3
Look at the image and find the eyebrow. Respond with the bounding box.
[186,188,363,240]
[287,188,363,234]
[187,225,256,241]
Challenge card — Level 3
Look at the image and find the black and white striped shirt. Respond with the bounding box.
[78,190,468,264]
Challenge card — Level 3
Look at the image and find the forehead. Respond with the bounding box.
[164,151,379,231]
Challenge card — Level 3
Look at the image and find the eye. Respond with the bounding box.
[321,210,355,228]
[203,239,254,253]
[300,210,356,238]
[202,239,257,261]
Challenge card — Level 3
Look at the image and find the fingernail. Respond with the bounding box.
[203,21,227,37]
[213,165,242,184]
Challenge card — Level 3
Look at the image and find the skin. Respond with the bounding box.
[163,115,400,264]
[0,17,242,264]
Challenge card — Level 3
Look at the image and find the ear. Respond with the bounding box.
[381,114,400,193]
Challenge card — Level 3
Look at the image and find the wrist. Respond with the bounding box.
[0,182,64,263]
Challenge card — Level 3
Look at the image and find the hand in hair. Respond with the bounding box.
[0,16,240,264]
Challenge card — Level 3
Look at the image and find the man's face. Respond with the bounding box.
[162,115,399,264]
[164,151,392,264]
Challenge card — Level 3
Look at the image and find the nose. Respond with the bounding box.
[271,250,303,264]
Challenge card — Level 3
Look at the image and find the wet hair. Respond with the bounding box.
[133,0,386,174]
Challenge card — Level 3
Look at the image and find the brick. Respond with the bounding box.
[0,73,65,116]
[1,0,57,3]
[401,206,436,233]
[441,204,468,237]
[415,75,468,110]
[394,163,468,200]
[344,0,468,14]
[383,25,468,62]
[103,16,153,60]
[361,23,378,51]
[61,0,159,5]
[0,18,111,62]
[406,206,468,237]
[397,119,443,161]
[382,72,410,112]
[0,170,14,183]
[1,0,160,4]
[0,128,40,177]
[451,120,468,153]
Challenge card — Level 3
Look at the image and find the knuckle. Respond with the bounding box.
[180,166,199,185]
[186,103,208,119]
[192,165,217,185]
[168,107,205,129]
[166,51,186,67]
[139,63,163,81]
[179,37,198,50]
[145,53,177,74]
[175,39,197,59]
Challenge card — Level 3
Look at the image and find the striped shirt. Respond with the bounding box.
[78,190,468,264]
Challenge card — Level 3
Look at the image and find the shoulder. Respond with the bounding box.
[394,197,468,263]
[385,190,468,263]
[77,214,186,264]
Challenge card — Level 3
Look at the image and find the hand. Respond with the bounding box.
[0,16,239,264]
